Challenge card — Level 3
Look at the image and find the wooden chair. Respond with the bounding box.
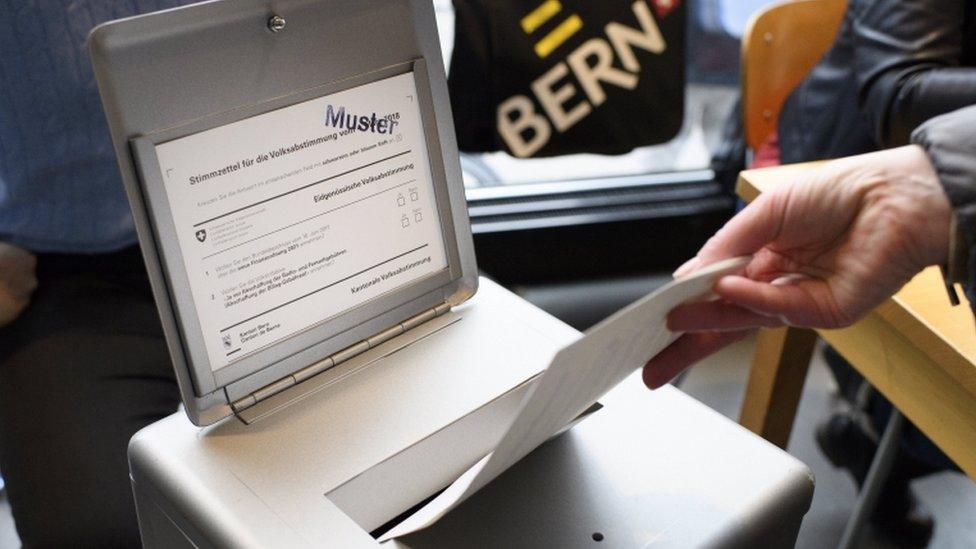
[741,0,848,152]
[737,0,847,448]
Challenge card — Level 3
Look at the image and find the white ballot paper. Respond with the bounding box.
[380,256,751,541]
[152,72,448,370]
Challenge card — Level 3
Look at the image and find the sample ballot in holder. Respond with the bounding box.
[89,1,813,547]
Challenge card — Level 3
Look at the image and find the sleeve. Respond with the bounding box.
[911,105,976,312]
[853,0,976,148]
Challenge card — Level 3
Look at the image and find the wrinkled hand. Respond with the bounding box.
[643,145,952,389]
[0,242,38,327]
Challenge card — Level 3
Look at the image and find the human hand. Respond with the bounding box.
[0,242,37,327]
[643,145,952,389]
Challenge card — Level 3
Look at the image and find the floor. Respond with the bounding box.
[1,289,974,547]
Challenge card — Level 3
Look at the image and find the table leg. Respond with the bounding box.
[739,327,818,449]
[838,408,905,549]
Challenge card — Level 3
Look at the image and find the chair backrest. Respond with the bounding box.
[741,0,847,150]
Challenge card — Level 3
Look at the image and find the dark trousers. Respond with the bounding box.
[0,246,179,548]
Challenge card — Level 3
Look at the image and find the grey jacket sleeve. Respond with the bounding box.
[854,0,976,148]
[911,104,976,311]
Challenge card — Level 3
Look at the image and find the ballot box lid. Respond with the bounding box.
[89,0,478,426]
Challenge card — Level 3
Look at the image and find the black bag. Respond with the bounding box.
[448,0,686,158]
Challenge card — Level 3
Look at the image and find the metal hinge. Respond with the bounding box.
[230,301,452,415]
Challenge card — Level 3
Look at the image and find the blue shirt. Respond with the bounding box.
[0,0,190,253]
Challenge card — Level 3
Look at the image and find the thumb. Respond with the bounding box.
[714,274,841,328]
[691,191,787,270]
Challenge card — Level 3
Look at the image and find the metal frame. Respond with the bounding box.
[89,0,478,425]
[465,169,729,234]
[129,62,463,395]
[838,407,906,549]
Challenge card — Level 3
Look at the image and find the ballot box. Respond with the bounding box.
[128,279,813,548]
[88,1,813,546]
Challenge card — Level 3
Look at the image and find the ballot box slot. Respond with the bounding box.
[230,300,452,418]
[369,488,445,540]
[329,391,603,535]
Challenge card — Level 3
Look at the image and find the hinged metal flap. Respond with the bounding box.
[230,301,451,416]
[89,0,480,426]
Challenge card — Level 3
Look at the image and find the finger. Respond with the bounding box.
[693,192,786,266]
[715,275,829,326]
[0,248,37,297]
[742,247,804,282]
[642,330,751,390]
[666,300,785,332]
[673,256,701,278]
[7,272,37,297]
[0,291,28,327]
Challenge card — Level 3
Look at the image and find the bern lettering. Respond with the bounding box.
[498,0,667,157]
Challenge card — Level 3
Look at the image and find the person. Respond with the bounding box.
[778,0,975,164]
[765,0,975,541]
[643,104,976,541]
[0,1,195,546]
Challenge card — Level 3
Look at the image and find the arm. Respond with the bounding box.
[642,107,976,388]
[854,0,976,147]
[912,104,976,309]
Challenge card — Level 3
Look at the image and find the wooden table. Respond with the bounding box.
[735,162,976,480]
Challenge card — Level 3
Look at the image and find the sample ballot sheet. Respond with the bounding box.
[154,73,448,370]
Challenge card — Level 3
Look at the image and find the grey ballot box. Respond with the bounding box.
[128,280,814,549]
[87,0,814,545]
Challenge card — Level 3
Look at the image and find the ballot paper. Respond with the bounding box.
[151,72,449,371]
[380,256,751,541]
